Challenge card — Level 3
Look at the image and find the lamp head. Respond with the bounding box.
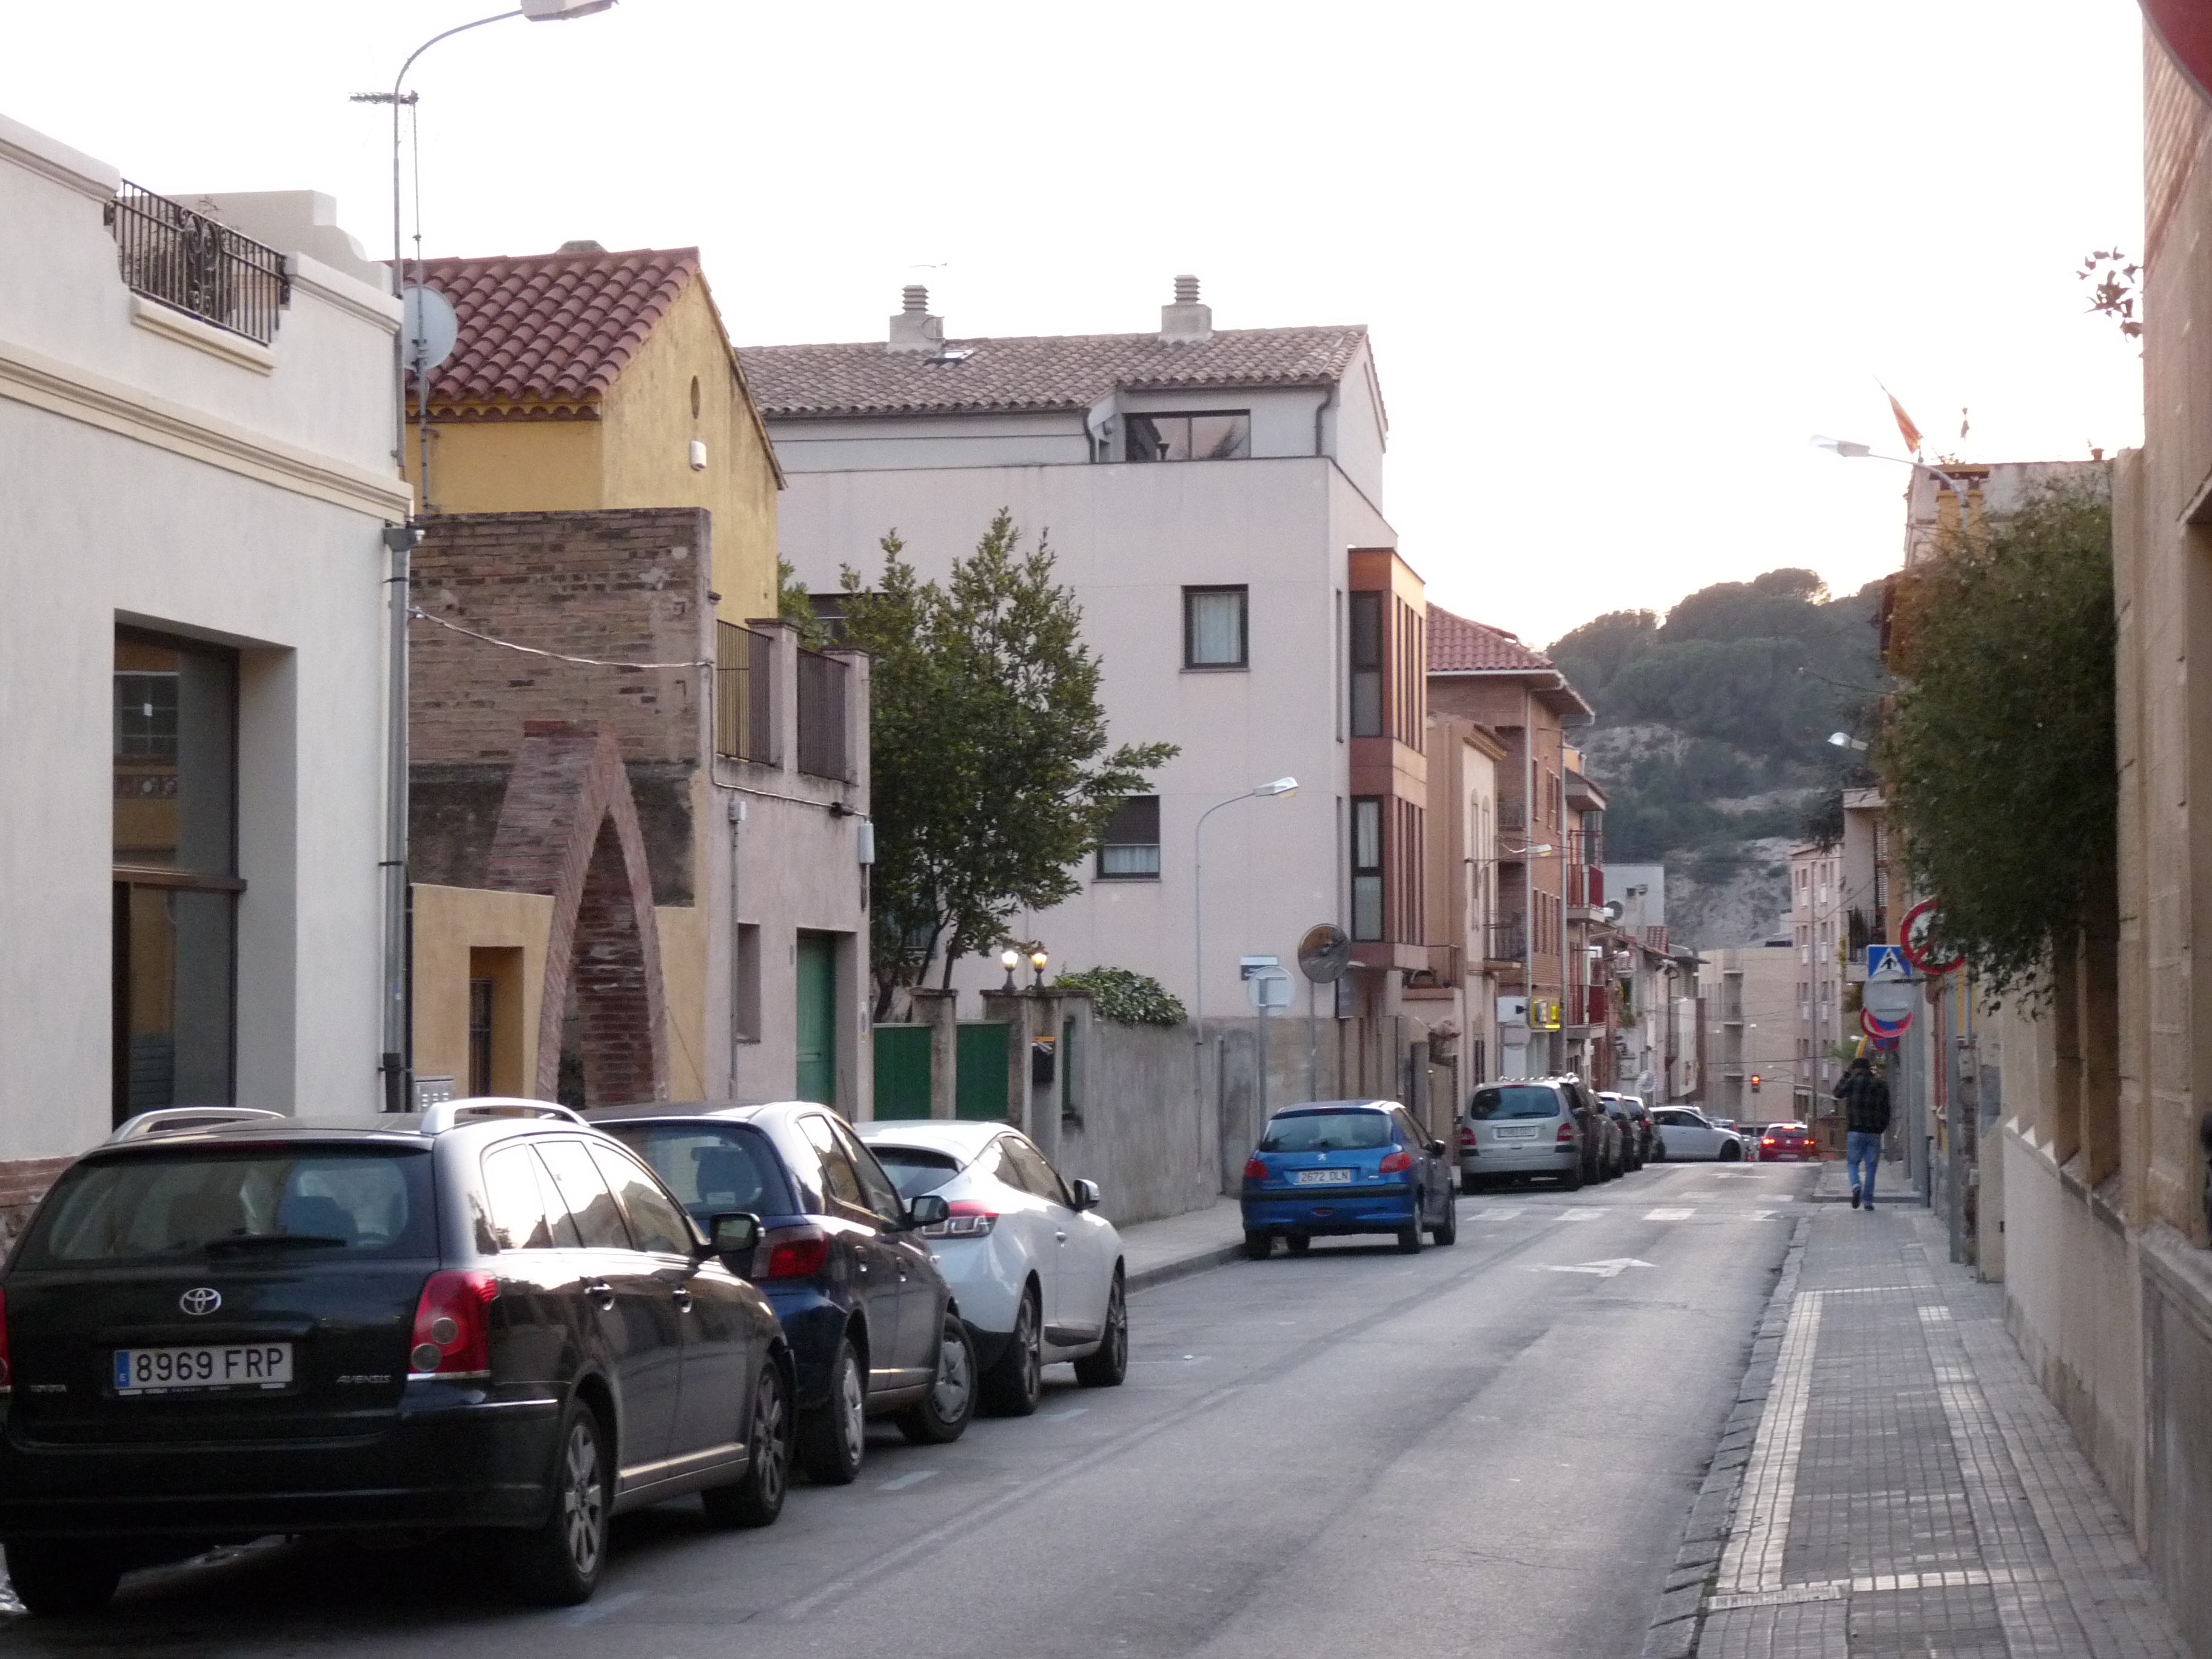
[521,0,617,16]
[1029,950,1050,972]
[1253,777,1298,797]
[1000,948,1021,971]
[1810,434,1872,458]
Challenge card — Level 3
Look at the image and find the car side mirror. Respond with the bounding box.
[705,1210,761,1267]
[906,1193,951,1228]
[1069,1178,1102,1212]
[1425,1139,1447,1158]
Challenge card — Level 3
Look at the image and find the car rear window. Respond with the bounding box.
[870,1145,963,1199]
[1469,1086,1563,1121]
[19,1147,435,1267]
[600,1124,796,1223]
[1259,1110,1392,1151]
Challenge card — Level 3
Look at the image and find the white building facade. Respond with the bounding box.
[742,281,1403,1030]
[0,113,403,1206]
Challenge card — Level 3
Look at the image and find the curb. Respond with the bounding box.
[1638,1212,1812,1659]
[1125,1242,1245,1296]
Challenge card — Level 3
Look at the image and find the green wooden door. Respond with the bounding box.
[954,1022,1010,1121]
[795,933,837,1105]
[872,1025,931,1119]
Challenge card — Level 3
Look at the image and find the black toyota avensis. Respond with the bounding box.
[0,1101,796,1614]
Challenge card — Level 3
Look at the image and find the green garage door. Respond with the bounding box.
[795,933,837,1104]
[872,1025,931,1119]
[955,1021,1009,1120]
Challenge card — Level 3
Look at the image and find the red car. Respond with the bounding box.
[1759,1122,1819,1161]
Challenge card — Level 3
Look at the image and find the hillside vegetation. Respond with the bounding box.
[1546,569,1886,943]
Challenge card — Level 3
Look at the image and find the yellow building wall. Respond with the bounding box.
[598,278,779,626]
[410,885,554,1095]
[406,417,603,516]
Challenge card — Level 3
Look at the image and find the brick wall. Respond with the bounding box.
[0,1157,75,1248]
[411,510,714,769]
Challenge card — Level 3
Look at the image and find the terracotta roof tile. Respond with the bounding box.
[736,325,1369,419]
[1427,604,1561,674]
[405,246,699,412]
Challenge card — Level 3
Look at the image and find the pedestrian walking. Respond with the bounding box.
[1835,1057,1891,1210]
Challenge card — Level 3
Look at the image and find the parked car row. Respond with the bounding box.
[1461,1078,1769,1189]
[0,1098,1125,1616]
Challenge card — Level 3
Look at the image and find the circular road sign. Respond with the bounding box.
[1900,899,1963,975]
[1298,923,1352,983]
[1861,972,1919,1023]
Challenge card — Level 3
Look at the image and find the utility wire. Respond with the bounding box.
[409,606,711,670]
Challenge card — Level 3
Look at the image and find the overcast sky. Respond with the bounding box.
[4,1,2145,647]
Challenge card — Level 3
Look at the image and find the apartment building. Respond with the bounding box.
[0,113,404,1223]
[742,279,1428,1108]
[1426,608,1594,1079]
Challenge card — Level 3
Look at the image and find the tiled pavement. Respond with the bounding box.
[1644,1161,2191,1659]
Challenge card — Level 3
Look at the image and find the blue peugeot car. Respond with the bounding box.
[1239,1099,1458,1258]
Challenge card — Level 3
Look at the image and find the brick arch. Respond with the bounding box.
[484,722,670,1105]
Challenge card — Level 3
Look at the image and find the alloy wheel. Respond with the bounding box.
[753,1369,789,1509]
[836,1351,866,1461]
[560,1416,605,1579]
[932,1323,974,1421]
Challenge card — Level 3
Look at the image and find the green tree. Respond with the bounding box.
[1881,479,2116,996]
[840,512,1177,1010]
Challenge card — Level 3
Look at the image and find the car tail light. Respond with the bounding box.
[920,1202,997,1240]
[409,1270,496,1380]
[1763,1137,1778,1147]
[1557,1122,1577,1144]
[1379,1149,1412,1174]
[763,1228,834,1276]
[1459,1125,1475,1150]
[1243,1157,1270,1182]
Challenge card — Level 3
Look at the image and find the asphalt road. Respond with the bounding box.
[0,1158,1815,1659]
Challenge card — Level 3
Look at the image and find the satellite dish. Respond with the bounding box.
[401,284,459,378]
[1298,923,1352,984]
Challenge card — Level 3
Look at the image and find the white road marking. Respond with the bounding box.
[1718,1289,1825,1594]
[1044,1406,1088,1421]
[1537,1258,1652,1279]
[1558,1208,1602,1222]
[1643,1207,1696,1221]
[878,1469,940,1492]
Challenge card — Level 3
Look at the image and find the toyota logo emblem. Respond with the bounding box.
[179,1287,221,1316]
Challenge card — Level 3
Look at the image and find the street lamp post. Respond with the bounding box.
[356,0,614,1111]
[1191,779,1298,1101]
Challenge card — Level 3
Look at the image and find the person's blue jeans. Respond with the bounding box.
[1846,1131,1882,1204]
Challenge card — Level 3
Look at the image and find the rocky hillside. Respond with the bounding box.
[1547,569,1885,949]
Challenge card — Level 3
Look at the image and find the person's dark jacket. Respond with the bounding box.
[1835,1068,1892,1136]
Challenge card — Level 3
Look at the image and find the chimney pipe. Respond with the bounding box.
[889,284,943,354]
[1160,274,1212,344]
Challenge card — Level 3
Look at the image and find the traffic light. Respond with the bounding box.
[1749,1073,1763,1093]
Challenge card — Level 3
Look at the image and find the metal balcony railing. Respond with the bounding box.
[796,648,849,780]
[716,622,774,763]
[1484,919,1526,963]
[106,182,288,345]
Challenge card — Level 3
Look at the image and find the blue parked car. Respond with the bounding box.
[586,1102,974,1486]
[1239,1099,1458,1258]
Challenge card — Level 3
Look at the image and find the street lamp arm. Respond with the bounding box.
[395,10,523,98]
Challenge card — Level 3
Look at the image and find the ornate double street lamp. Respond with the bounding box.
[355,1,615,1110]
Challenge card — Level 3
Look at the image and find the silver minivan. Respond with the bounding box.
[1460,1078,1587,1191]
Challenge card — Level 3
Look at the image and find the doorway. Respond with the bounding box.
[795,932,837,1105]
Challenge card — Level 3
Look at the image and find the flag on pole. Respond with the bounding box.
[1879,383,1923,456]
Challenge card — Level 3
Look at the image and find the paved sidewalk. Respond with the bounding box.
[1644,1163,2188,1658]
[1118,1197,1244,1293]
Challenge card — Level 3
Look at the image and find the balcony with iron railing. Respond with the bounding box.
[796,648,850,781]
[106,182,289,345]
[1483,917,1526,964]
[716,622,774,763]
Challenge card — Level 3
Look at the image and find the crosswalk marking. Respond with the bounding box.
[1558,1208,1601,1222]
[1644,1207,1696,1221]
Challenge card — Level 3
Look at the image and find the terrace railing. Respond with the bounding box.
[106,182,287,345]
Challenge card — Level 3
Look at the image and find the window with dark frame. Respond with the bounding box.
[1352,797,1384,941]
[468,978,495,1096]
[1183,586,1248,669]
[1096,794,1161,879]
[1349,591,1382,736]
[1125,411,1250,462]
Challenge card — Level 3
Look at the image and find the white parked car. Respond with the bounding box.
[1650,1106,1746,1162]
[856,1122,1127,1415]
